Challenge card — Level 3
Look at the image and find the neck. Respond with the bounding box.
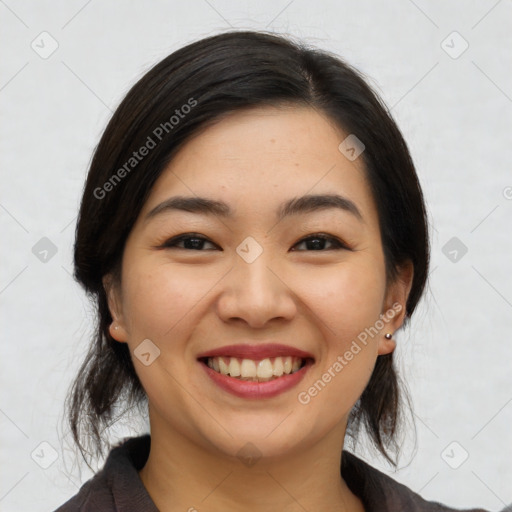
[138,411,364,512]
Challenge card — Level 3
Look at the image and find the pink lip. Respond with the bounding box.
[196,343,314,360]
[199,358,314,399]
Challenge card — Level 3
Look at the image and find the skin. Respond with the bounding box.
[104,105,413,512]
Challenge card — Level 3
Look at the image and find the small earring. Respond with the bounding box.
[111,323,119,330]
[384,333,393,339]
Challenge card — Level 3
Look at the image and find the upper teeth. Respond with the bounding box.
[207,356,303,381]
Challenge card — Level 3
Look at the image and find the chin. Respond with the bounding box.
[194,412,321,462]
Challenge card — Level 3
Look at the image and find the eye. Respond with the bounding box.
[159,232,350,252]
[290,233,350,252]
[160,233,219,251]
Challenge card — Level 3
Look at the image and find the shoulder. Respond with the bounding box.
[341,450,491,512]
[54,435,157,512]
[53,470,115,512]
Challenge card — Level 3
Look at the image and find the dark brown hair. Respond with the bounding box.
[67,29,429,467]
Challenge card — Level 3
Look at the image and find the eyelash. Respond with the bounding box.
[160,232,350,252]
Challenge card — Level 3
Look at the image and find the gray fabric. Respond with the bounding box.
[55,435,504,511]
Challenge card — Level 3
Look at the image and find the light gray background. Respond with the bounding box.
[1,1,511,511]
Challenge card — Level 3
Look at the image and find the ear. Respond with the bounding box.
[102,273,129,343]
[377,260,414,356]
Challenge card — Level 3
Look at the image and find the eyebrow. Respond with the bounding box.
[145,193,364,223]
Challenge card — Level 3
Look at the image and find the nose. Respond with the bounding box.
[215,248,297,328]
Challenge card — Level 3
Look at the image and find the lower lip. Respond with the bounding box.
[199,359,313,399]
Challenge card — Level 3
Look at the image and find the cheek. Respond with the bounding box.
[122,261,219,339]
[294,262,385,409]
[294,259,386,337]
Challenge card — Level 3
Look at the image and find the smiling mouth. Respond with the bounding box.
[199,356,310,382]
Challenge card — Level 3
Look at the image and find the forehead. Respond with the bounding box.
[140,105,378,225]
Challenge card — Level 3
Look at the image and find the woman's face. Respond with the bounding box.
[106,105,412,459]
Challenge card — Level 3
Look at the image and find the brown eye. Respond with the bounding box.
[291,233,350,251]
[161,233,219,251]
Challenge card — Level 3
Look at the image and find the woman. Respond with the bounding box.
[56,30,498,511]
